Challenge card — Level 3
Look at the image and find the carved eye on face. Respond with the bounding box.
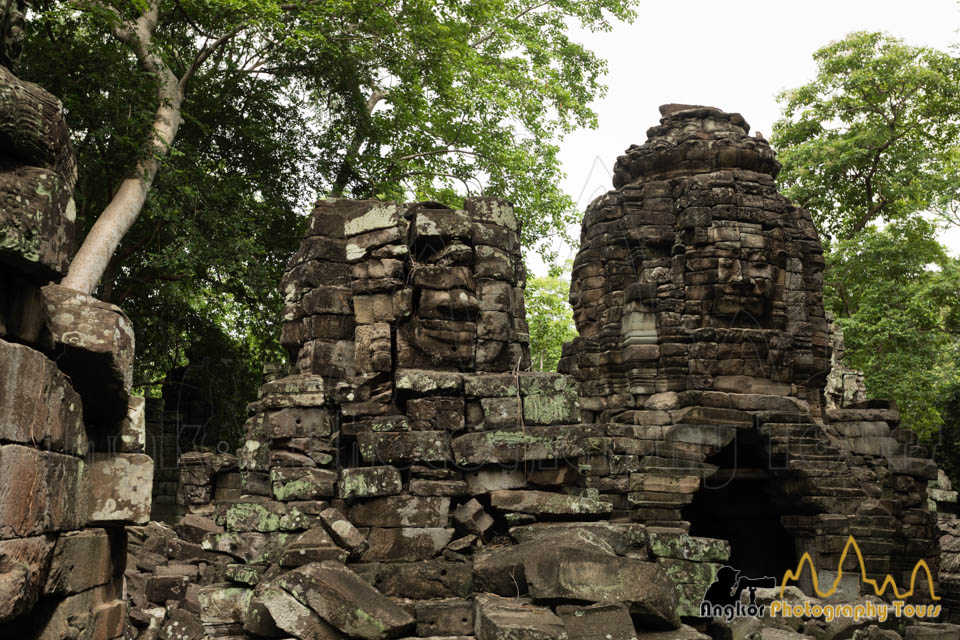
[718,257,742,282]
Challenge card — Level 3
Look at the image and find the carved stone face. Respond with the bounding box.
[711,250,782,320]
[397,200,529,373]
[560,105,830,400]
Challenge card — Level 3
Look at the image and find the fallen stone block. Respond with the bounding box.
[86,452,153,525]
[646,528,730,562]
[41,284,134,423]
[489,490,612,517]
[280,526,349,566]
[453,498,494,535]
[175,514,223,544]
[556,603,637,640]
[635,625,711,639]
[474,594,565,640]
[524,550,680,630]
[146,574,190,603]
[197,584,253,625]
[465,468,527,494]
[339,466,402,499]
[319,507,368,555]
[250,582,345,639]
[415,598,475,636]
[278,560,415,639]
[359,528,455,562]
[159,609,205,640]
[509,522,648,556]
[349,496,450,528]
[352,561,473,598]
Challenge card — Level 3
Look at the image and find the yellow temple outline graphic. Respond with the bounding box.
[779,535,940,601]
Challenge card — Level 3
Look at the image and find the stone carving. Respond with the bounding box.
[121,105,960,640]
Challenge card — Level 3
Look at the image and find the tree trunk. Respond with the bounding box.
[62,3,184,294]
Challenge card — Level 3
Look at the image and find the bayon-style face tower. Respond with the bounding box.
[560,104,829,417]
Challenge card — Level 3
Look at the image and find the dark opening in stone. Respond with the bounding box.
[683,432,797,580]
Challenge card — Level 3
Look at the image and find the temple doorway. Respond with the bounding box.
[682,430,797,579]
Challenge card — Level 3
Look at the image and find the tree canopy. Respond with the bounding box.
[772,31,960,437]
[525,268,577,373]
[22,0,637,440]
[773,31,960,241]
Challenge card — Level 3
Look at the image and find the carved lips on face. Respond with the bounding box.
[714,254,780,318]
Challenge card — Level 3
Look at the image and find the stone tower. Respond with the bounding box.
[134,106,952,639]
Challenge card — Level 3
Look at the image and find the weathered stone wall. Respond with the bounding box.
[123,105,960,640]
[0,17,152,638]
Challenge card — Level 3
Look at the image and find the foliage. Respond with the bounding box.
[772,31,960,241]
[824,219,960,436]
[773,31,960,438]
[22,1,637,442]
[933,380,960,486]
[525,269,577,372]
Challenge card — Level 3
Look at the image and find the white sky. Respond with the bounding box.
[539,0,960,273]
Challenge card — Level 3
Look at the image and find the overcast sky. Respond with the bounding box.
[541,0,960,271]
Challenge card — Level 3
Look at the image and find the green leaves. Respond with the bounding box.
[774,31,960,438]
[772,31,960,241]
[525,268,577,372]
[22,1,634,439]
[825,219,960,437]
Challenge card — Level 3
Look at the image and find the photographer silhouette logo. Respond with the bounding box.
[700,536,943,623]
[699,566,776,621]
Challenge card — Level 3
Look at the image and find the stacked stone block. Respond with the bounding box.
[128,104,960,639]
[0,12,153,638]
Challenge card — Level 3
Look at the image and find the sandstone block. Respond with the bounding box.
[360,528,454,561]
[489,490,612,517]
[278,560,415,639]
[474,594,564,640]
[42,284,134,423]
[524,549,680,630]
[556,603,637,640]
[43,528,117,595]
[357,431,452,464]
[252,583,344,639]
[349,496,450,528]
[272,467,337,501]
[416,598,475,636]
[0,535,55,622]
[0,445,85,539]
[86,453,153,525]
[280,527,349,566]
[319,508,368,555]
[353,561,472,599]
[159,609,205,640]
[0,339,86,456]
[339,466,402,499]
[453,498,494,535]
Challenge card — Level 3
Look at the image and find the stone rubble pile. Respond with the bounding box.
[0,7,153,637]
[125,103,960,639]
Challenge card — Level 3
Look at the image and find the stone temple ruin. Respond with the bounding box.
[118,104,959,640]
[4,8,960,635]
